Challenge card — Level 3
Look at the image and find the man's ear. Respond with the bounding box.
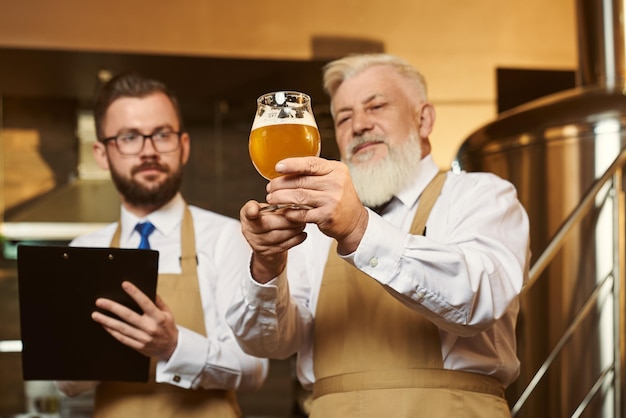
[418,103,435,139]
[180,132,191,165]
[93,141,110,170]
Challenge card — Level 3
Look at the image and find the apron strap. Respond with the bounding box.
[179,206,198,275]
[411,171,447,236]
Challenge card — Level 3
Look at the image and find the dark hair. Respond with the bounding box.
[94,72,184,140]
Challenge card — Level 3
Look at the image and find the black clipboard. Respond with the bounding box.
[17,244,159,382]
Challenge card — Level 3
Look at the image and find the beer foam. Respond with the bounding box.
[252,109,318,130]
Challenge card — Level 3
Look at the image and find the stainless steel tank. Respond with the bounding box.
[455,0,626,417]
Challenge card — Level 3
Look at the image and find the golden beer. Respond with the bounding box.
[249,123,321,179]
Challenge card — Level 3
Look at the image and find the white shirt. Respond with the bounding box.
[226,155,530,389]
[62,193,268,393]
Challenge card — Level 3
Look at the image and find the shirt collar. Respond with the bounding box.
[393,154,441,210]
[120,193,186,241]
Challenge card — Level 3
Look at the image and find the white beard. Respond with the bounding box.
[344,131,422,208]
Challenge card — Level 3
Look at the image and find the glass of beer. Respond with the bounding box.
[249,91,321,212]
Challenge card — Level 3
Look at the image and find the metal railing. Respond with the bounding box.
[511,148,626,416]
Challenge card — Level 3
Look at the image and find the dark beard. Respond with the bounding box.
[110,160,183,208]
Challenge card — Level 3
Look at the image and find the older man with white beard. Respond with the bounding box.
[226,53,531,418]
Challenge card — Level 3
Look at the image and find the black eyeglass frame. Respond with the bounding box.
[100,131,183,155]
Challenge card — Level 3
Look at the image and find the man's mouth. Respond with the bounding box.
[351,140,385,156]
[132,163,167,176]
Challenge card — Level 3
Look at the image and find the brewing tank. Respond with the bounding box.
[455,0,626,416]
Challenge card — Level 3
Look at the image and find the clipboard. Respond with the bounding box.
[17,244,159,382]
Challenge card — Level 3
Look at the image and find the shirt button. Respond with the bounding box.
[173,375,181,383]
[416,290,426,301]
[369,257,379,267]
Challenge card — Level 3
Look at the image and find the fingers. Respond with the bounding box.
[96,320,144,351]
[266,159,350,209]
[93,281,161,325]
[241,202,306,238]
[268,157,331,193]
[120,281,160,316]
[264,158,367,248]
[93,296,138,325]
[92,284,178,359]
[91,308,145,347]
[247,225,307,257]
[274,156,329,177]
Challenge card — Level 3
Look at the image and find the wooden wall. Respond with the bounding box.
[0,0,578,167]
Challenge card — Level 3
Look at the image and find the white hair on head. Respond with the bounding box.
[322,53,428,106]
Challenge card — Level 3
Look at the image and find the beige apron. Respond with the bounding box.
[94,206,240,418]
[311,172,511,418]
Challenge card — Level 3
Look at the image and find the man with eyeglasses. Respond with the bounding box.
[55,72,268,418]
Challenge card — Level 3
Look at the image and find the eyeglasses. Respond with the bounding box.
[101,131,182,155]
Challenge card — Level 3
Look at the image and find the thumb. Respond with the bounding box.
[241,200,262,221]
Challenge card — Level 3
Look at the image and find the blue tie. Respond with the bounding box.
[135,222,156,249]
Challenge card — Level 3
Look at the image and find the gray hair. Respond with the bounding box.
[322,53,428,103]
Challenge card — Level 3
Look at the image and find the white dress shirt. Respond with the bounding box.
[64,193,268,392]
[226,155,530,389]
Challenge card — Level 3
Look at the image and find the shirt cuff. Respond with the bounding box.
[346,210,406,285]
[242,269,288,310]
[156,327,208,388]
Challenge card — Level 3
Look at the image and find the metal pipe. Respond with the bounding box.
[613,167,625,417]
[576,0,626,88]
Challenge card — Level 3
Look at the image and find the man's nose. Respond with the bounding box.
[351,111,374,135]
[139,136,159,155]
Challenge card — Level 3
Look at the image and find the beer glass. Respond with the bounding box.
[249,91,321,211]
